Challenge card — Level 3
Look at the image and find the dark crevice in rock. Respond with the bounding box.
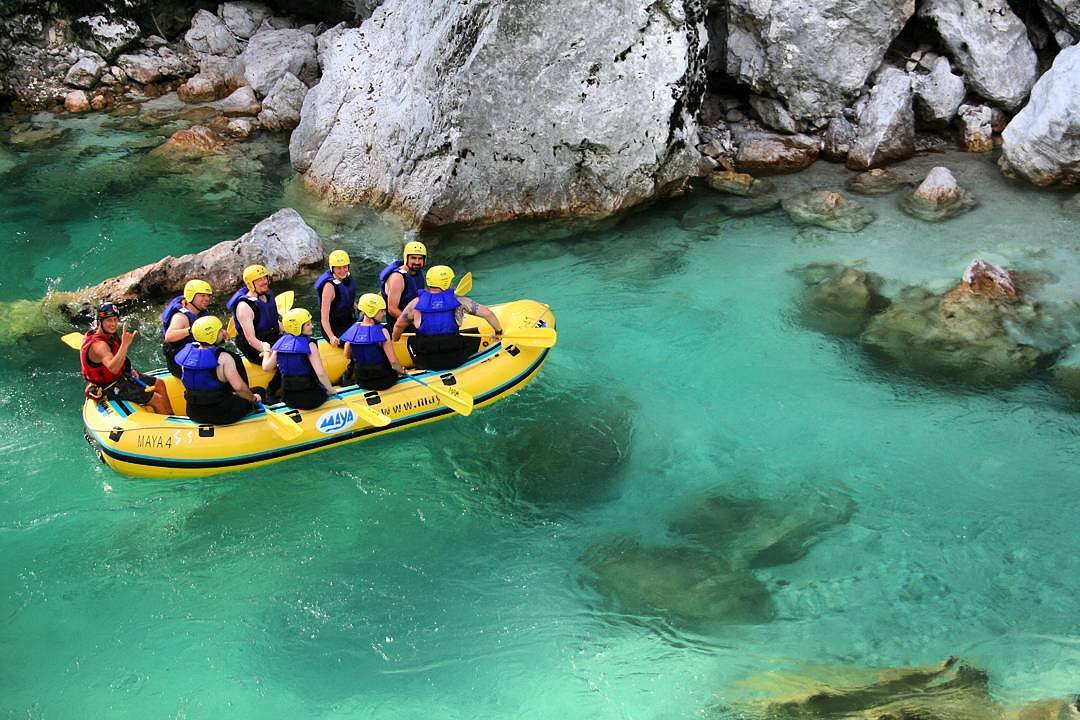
[665,0,705,147]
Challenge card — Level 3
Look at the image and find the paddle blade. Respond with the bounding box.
[276,290,295,315]
[61,332,84,350]
[454,272,472,297]
[258,402,303,441]
[502,327,557,348]
[226,316,238,339]
[404,374,474,416]
[337,394,391,427]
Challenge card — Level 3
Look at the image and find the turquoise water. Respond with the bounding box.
[1,113,1078,718]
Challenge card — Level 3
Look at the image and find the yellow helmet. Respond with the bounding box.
[425,265,454,291]
[328,249,350,268]
[191,315,223,344]
[357,292,386,318]
[183,279,212,303]
[282,307,312,336]
[403,240,427,260]
[242,264,270,291]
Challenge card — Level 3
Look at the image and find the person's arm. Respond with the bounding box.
[236,302,269,354]
[460,297,503,338]
[220,353,259,402]
[261,349,277,373]
[384,274,404,323]
[91,325,136,376]
[308,343,334,394]
[163,312,191,343]
[342,342,352,360]
[391,299,418,342]
[381,328,404,373]
[320,283,339,346]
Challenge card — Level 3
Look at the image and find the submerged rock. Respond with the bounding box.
[7,126,71,148]
[782,190,875,232]
[147,125,225,163]
[580,540,776,629]
[291,0,704,228]
[862,268,1049,384]
[898,166,976,221]
[1001,44,1080,186]
[715,194,781,217]
[845,168,910,195]
[798,266,889,336]
[667,488,857,568]
[1052,344,1080,402]
[716,657,1001,720]
[1062,193,1080,215]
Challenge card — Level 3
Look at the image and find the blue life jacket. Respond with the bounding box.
[314,271,357,322]
[176,344,225,392]
[379,260,423,311]
[227,287,280,355]
[160,296,206,339]
[340,322,387,365]
[272,334,316,378]
[416,289,460,335]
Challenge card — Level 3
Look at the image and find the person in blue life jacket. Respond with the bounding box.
[380,237,427,332]
[177,316,262,425]
[315,249,357,347]
[391,265,503,371]
[226,264,282,364]
[161,279,213,378]
[261,308,335,410]
[339,293,405,390]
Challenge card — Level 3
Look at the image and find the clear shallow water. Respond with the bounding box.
[1,113,1079,718]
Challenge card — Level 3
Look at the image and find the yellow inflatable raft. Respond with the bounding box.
[82,300,556,478]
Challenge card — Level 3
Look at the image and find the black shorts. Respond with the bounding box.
[106,377,154,404]
[186,393,254,425]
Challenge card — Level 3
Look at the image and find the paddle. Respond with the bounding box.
[227,289,295,338]
[331,392,391,427]
[256,400,303,440]
[400,372,473,416]
[454,272,472,296]
[61,332,84,350]
[400,326,556,349]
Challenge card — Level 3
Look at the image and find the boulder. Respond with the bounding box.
[235,29,318,96]
[177,72,227,103]
[912,56,965,129]
[73,15,140,61]
[147,125,225,162]
[731,125,821,174]
[957,103,994,153]
[226,117,258,139]
[116,48,197,85]
[184,10,241,57]
[73,209,323,303]
[63,90,90,113]
[862,267,1048,385]
[723,0,914,120]
[748,95,798,134]
[219,1,274,40]
[216,86,262,116]
[781,190,875,232]
[580,541,776,629]
[822,115,856,162]
[291,0,706,228]
[1000,44,1080,186]
[706,170,774,197]
[798,266,889,336]
[7,126,71,148]
[918,0,1038,111]
[256,72,307,131]
[847,67,915,170]
[899,166,976,221]
[846,168,910,195]
[64,54,108,89]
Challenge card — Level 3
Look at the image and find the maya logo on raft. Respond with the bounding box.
[316,408,356,434]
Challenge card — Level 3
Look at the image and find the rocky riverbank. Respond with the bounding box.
[2,0,1080,231]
